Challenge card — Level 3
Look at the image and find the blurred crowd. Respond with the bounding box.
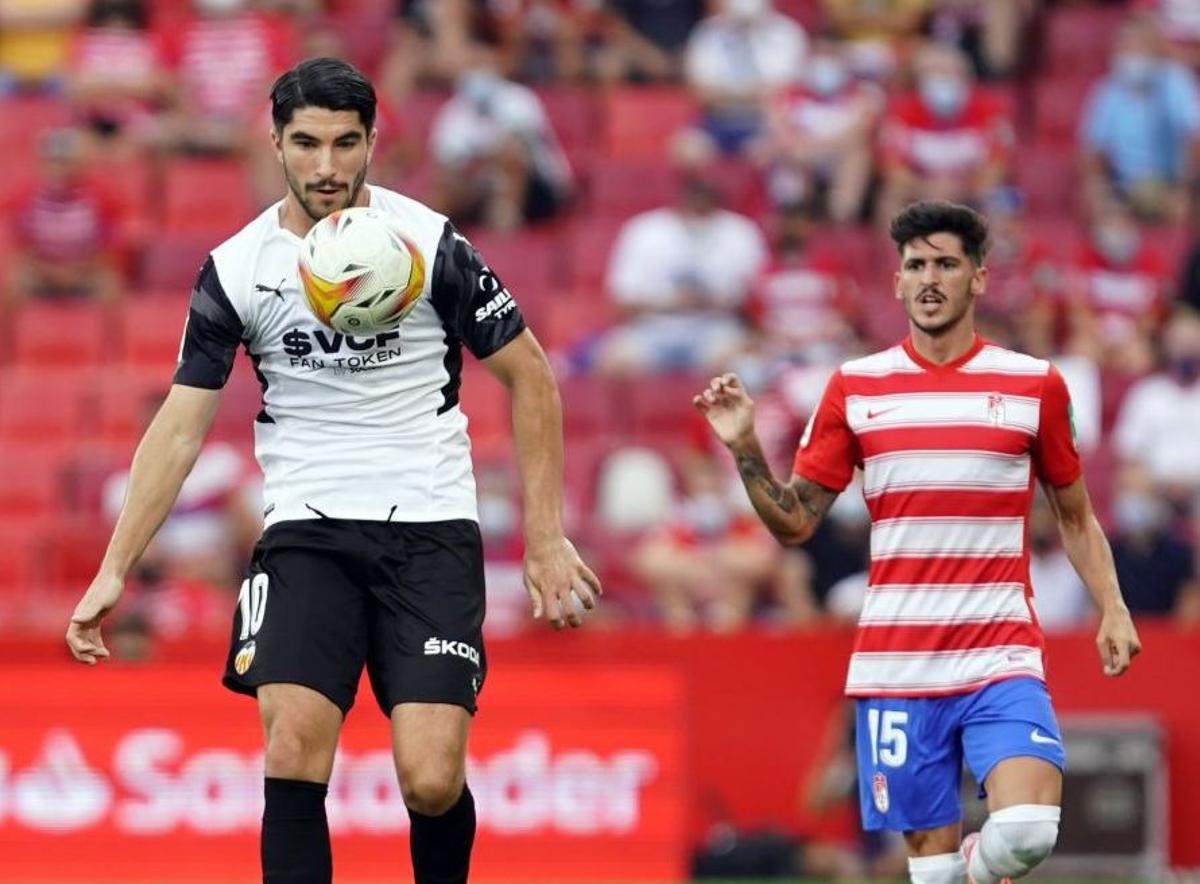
[1,0,1199,666]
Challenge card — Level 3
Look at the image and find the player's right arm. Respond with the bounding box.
[68,256,244,664]
[694,373,840,546]
[67,386,222,663]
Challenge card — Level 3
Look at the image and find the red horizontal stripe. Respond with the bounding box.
[870,556,1030,586]
[868,489,1032,521]
[858,426,1032,457]
[844,374,1045,396]
[852,619,1044,654]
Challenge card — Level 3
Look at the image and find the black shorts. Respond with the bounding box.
[222,519,487,717]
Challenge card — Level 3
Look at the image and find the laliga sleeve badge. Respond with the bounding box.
[872,772,890,814]
[234,641,257,675]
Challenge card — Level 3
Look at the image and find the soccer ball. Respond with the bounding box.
[297,207,426,335]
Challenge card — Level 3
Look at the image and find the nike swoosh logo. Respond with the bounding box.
[866,406,901,420]
[1030,728,1060,745]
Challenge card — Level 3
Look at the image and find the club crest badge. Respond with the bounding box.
[987,393,1005,426]
[234,641,257,675]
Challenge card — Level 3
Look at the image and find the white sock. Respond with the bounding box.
[968,803,1061,881]
[909,851,968,884]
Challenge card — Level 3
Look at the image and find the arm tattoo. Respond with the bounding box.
[734,452,837,522]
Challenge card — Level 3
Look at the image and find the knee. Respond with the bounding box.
[983,804,1060,877]
[263,722,336,782]
[398,760,464,816]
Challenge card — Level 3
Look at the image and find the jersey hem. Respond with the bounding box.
[844,669,1045,699]
[264,506,479,528]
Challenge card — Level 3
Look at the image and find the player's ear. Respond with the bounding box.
[365,127,378,164]
[971,263,988,297]
[270,126,283,163]
[893,270,903,300]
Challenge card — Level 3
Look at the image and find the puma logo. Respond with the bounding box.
[255,278,287,301]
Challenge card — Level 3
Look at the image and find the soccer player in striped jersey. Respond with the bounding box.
[695,200,1142,884]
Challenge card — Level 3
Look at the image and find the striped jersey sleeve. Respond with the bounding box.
[1032,365,1083,487]
[793,370,857,491]
[430,222,526,358]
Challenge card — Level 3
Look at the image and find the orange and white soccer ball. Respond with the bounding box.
[298,207,426,335]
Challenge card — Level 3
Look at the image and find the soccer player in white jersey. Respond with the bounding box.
[65,57,602,884]
[695,201,1142,884]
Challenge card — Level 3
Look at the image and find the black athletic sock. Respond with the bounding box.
[407,784,476,884]
[262,777,332,884]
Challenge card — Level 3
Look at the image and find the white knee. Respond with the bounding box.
[908,851,967,884]
[972,804,1060,880]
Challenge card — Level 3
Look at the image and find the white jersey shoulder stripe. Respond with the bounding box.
[846,645,1045,693]
[841,346,923,377]
[859,583,1031,625]
[862,450,1032,498]
[960,346,1050,376]
[845,392,1040,435]
[870,516,1025,558]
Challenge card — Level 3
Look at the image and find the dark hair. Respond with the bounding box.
[270,57,377,133]
[889,200,990,265]
[86,0,147,29]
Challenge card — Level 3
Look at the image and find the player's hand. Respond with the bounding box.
[65,573,124,665]
[1096,604,1141,677]
[523,537,602,630]
[693,373,754,447]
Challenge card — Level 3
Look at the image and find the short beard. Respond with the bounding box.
[283,160,369,223]
[907,291,973,337]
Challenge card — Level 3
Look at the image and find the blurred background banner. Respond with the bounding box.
[2,626,1197,880]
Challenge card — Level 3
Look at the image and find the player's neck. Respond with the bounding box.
[908,320,979,366]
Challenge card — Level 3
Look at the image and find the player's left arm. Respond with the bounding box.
[1035,364,1141,676]
[483,330,602,629]
[1042,478,1141,676]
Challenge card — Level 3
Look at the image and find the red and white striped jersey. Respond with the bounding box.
[794,335,1082,697]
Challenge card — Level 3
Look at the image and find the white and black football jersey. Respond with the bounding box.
[174,186,525,527]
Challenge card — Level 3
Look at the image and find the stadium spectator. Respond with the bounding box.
[595,153,767,375]
[924,0,1031,79]
[1062,198,1168,374]
[1135,0,1200,69]
[762,39,884,223]
[1080,14,1200,222]
[739,199,863,376]
[3,127,126,306]
[1028,491,1091,633]
[876,42,1014,224]
[1109,469,1200,621]
[429,53,574,230]
[65,0,169,151]
[595,0,704,84]
[1113,309,1200,502]
[1176,183,1200,313]
[158,0,295,156]
[0,0,85,92]
[631,448,813,633]
[819,0,927,82]
[681,0,807,159]
[485,0,601,84]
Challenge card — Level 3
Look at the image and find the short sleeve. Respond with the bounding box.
[173,256,245,389]
[429,221,526,358]
[792,371,857,492]
[1032,364,1083,487]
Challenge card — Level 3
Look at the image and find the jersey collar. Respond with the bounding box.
[902,332,986,373]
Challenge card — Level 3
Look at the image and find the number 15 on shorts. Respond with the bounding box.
[867,709,909,767]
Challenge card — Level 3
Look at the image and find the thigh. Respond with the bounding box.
[961,677,1066,804]
[364,520,487,717]
[854,696,964,833]
[222,522,370,716]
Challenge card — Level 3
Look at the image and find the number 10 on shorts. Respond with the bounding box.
[237,573,269,641]
[867,709,909,767]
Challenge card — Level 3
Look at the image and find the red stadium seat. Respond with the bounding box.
[458,363,511,460]
[564,214,626,288]
[0,96,68,165]
[95,366,174,447]
[41,518,112,592]
[0,369,87,444]
[140,231,214,293]
[1043,5,1125,77]
[1032,76,1093,144]
[1016,141,1079,219]
[558,373,623,439]
[626,373,708,443]
[0,523,40,596]
[588,158,677,215]
[12,301,111,369]
[0,444,66,519]
[534,86,600,169]
[461,228,562,296]
[120,297,189,370]
[163,158,254,234]
[603,87,696,160]
[539,291,614,353]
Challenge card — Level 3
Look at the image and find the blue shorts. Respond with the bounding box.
[854,677,1065,832]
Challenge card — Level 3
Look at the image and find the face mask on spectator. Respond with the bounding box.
[1114,493,1163,535]
[1113,53,1157,85]
[805,57,848,96]
[1094,225,1139,264]
[918,75,968,118]
[726,0,768,21]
